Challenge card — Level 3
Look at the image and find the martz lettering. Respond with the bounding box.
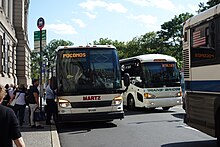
[83,96,101,100]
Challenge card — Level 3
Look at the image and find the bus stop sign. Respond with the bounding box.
[37,17,45,30]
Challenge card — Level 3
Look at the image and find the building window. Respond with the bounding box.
[0,35,2,73]
[4,42,8,73]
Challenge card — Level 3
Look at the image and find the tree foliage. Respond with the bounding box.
[31,39,73,79]
[198,0,220,12]
[30,52,40,79]
[157,13,193,67]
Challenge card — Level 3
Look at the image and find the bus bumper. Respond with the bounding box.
[57,111,124,122]
[143,97,182,108]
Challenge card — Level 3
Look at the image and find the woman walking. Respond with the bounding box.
[9,84,27,126]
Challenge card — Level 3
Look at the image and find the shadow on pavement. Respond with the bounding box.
[20,107,52,132]
[57,121,117,134]
[124,107,175,116]
[161,140,217,147]
[20,124,52,132]
[171,113,185,120]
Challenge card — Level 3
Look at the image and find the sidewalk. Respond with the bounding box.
[17,107,61,147]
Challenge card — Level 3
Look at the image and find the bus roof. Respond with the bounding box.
[56,45,116,51]
[120,54,177,63]
[184,3,220,29]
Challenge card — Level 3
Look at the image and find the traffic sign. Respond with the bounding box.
[34,30,46,41]
[37,17,45,30]
[34,30,47,51]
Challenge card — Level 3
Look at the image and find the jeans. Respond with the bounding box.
[13,104,26,126]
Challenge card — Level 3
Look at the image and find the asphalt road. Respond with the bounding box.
[56,105,217,147]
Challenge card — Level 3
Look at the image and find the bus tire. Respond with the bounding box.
[127,95,135,110]
[162,107,170,111]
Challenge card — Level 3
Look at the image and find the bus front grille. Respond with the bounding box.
[70,100,112,108]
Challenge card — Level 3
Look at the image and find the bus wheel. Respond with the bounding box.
[127,96,135,110]
[162,107,170,111]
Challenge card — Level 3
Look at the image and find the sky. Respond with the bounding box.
[28,0,208,50]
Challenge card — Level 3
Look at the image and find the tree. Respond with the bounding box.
[198,0,220,12]
[43,39,73,79]
[93,38,127,59]
[30,39,73,80]
[123,32,160,58]
[30,52,40,79]
[157,13,193,68]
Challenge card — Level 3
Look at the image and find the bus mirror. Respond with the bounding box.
[123,73,130,87]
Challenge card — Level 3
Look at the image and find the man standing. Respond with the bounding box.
[45,79,57,125]
[28,79,44,129]
[0,84,25,147]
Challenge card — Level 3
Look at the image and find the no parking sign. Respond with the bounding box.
[37,17,45,30]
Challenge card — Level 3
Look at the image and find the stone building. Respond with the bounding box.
[0,0,31,87]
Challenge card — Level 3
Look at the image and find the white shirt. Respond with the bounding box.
[15,92,26,105]
[8,87,15,98]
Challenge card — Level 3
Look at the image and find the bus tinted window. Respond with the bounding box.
[57,49,122,95]
[143,62,180,88]
[191,21,216,66]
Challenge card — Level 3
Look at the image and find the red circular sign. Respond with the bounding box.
[37,17,45,30]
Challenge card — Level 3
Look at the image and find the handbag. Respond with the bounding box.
[34,108,46,121]
[10,92,21,107]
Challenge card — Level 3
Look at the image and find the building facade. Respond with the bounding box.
[0,0,31,87]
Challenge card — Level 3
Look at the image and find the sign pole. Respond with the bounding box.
[37,17,45,110]
[39,29,42,110]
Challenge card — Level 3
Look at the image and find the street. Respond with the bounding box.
[56,105,216,147]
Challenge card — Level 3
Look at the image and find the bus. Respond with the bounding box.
[120,54,182,111]
[183,4,220,144]
[52,45,129,122]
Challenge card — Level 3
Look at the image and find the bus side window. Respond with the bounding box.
[134,66,144,88]
[184,31,187,42]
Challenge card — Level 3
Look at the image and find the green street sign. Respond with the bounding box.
[34,30,46,41]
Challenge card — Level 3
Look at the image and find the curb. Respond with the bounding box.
[50,125,61,147]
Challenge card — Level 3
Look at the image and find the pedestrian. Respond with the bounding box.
[9,84,27,126]
[2,84,10,106]
[0,84,25,147]
[8,83,16,99]
[28,79,44,129]
[45,79,57,125]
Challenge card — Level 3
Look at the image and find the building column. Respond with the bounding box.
[8,0,13,24]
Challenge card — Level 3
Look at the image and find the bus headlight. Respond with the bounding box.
[176,92,182,97]
[112,96,123,106]
[58,99,71,108]
[144,93,156,99]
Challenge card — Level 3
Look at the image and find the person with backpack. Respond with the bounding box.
[8,84,27,126]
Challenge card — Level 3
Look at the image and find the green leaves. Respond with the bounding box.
[31,39,73,79]
[198,0,220,13]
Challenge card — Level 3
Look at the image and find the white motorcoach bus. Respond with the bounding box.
[183,4,220,144]
[120,54,182,111]
[51,45,129,122]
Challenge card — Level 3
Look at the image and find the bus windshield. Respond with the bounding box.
[57,48,122,95]
[143,62,180,87]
